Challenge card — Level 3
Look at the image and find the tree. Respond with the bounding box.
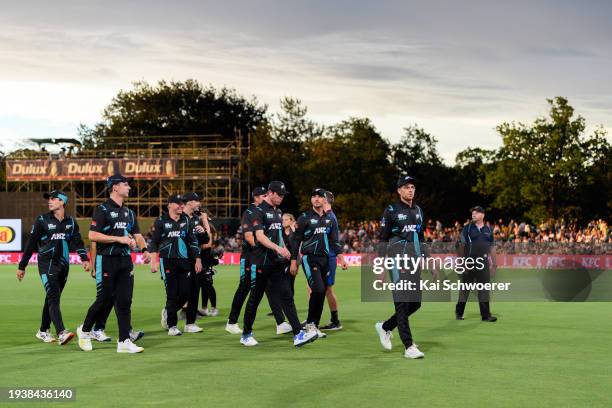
[79,79,267,148]
[481,97,610,222]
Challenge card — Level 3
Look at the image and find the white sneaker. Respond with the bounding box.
[240,334,258,346]
[225,322,242,334]
[91,329,112,342]
[184,324,203,333]
[405,344,425,359]
[276,322,293,335]
[178,309,186,321]
[293,329,318,347]
[35,330,56,343]
[77,325,93,351]
[58,330,75,346]
[117,339,144,353]
[129,329,145,342]
[198,308,209,316]
[375,322,393,351]
[316,328,327,339]
[208,308,219,317]
[168,326,182,336]
[161,308,168,329]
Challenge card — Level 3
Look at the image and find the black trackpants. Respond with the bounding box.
[200,269,217,309]
[185,259,199,325]
[302,254,329,327]
[242,263,301,336]
[38,260,69,334]
[228,257,252,325]
[382,265,423,348]
[83,255,134,342]
[159,258,192,328]
[455,263,491,318]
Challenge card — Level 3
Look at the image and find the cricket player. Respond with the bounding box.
[77,174,151,353]
[291,188,347,338]
[241,181,317,347]
[319,190,343,331]
[375,176,433,359]
[151,194,202,336]
[17,190,90,346]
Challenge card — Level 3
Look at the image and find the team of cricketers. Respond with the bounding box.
[17,174,496,359]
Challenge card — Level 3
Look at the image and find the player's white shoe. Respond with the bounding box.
[404,344,425,359]
[198,308,209,316]
[117,339,144,353]
[129,329,145,342]
[161,308,168,329]
[276,322,293,335]
[225,322,242,334]
[91,329,112,342]
[77,325,93,351]
[184,324,203,333]
[208,308,219,317]
[316,328,327,338]
[57,330,75,346]
[35,330,56,343]
[240,334,258,346]
[293,327,318,347]
[375,322,393,351]
[168,326,182,336]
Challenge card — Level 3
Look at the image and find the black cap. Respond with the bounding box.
[107,174,132,189]
[324,190,334,204]
[470,206,485,213]
[311,187,326,197]
[44,190,68,204]
[182,192,200,202]
[268,181,288,195]
[251,186,267,198]
[167,194,184,205]
[397,175,416,188]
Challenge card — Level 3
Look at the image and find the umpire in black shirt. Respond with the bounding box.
[455,206,498,322]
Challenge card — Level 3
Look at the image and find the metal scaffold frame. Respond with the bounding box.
[3,134,248,219]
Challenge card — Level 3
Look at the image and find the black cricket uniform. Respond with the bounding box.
[455,223,494,318]
[292,208,342,326]
[378,200,427,349]
[82,198,140,342]
[228,205,257,325]
[242,201,302,336]
[186,213,209,325]
[150,213,200,329]
[20,213,88,334]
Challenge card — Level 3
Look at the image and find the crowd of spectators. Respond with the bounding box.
[215,218,610,255]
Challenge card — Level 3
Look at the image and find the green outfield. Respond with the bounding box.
[0,264,610,408]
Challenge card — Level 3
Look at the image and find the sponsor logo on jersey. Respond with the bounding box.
[48,224,56,230]
[167,230,182,238]
[113,222,128,229]
[110,212,119,218]
[398,214,408,221]
[50,233,67,240]
[310,219,318,224]
[314,227,327,234]
[401,225,417,232]
[269,222,282,230]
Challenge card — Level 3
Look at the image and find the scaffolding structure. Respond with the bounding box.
[3,135,248,219]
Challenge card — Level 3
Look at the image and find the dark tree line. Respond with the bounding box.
[5,80,608,225]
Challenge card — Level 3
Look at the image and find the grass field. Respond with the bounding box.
[1,264,610,408]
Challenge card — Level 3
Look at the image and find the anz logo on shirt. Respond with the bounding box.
[401,224,418,233]
[50,233,67,240]
[167,230,185,238]
[113,222,128,230]
[268,222,282,230]
[314,227,328,234]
